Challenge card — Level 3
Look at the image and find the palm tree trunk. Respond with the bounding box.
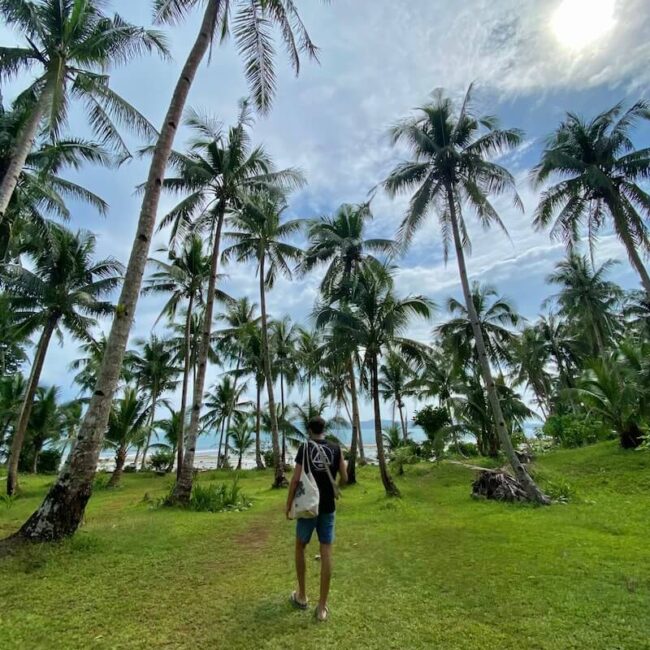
[259,252,285,488]
[176,293,194,480]
[347,359,360,484]
[398,401,408,440]
[12,0,222,542]
[140,391,158,471]
[447,187,549,504]
[6,313,57,496]
[307,372,312,410]
[216,419,226,468]
[280,373,286,467]
[107,446,127,488]
[255,381,264,469]
[173,205,226,503]
[371,354,399,496]
[32,439,43,474]
[0,79,55,223]
[237,451,243,470]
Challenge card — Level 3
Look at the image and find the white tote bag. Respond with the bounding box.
[289,442,320,519]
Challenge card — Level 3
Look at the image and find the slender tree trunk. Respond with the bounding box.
[107,446,127,488]
[216,419,226,468]
[0,79,55,222]
[447,187,549,504]
[173,205,226,503]
[398,401,408,440]
[237,451,243,470]
[307,372,312,410]
[280,373,286,467]
[6,314,57,496]
[140,391,158,471]
[255,381,264,469]
[13,1,222,542]
[176,294,194,480]
[347,359,360,484]
[371,354,399,496]
[133,445,142,469]
[31,440,43,474]
[223,352,243,468]
[259,253,285,487]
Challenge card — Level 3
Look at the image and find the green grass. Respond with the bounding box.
[1,442,649,649]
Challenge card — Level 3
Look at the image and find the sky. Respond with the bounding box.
[2,0,650,425]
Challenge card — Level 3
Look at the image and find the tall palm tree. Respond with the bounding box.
[221,191,303,488]
[0,293,28,375]
[58,399,82,470]
[533,100,650,297]
[0,373,26,457]
[228,413,255,470]
[143,235,211,475]
[16,0,322,542]
[304,202,393,474]
[0,97,109,260]
[383,86,549,504]
[131,335,178,470]
[2,225,122,495]
[317,263,433,496]
[0,0,167,218]
[24,385,62,473]
[537,312,578,392]
[379,351,416,440]
[105,387,150,488]
[295,327,320,409]
[545,253,623,357]
[164,107,303,501]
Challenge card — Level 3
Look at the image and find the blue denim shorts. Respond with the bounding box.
[296,512,336,544]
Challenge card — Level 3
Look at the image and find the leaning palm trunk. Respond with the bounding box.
[216,420,226,468]
[447,189,549,505]
[107,446,127,488]
[346,359,360,484]
[140,391,159,470]
[176,294,194,479]
[398,402,408,440]
[6,314,57,496]
[173,206,226,503]
[280,373,286,466]
[13,1,222,542]
[255,382,264,469]
[259,252,285,487]
[0,81,55,222]
[370,354,399,496]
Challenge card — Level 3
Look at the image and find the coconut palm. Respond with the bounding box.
[382,86,549,503]
[57,399,82,470]
[533,100,650,297]
[537,313,579,392]
[166,107,304,502]
[131,335,179,470]
[295,327,321,409]
[2,225,122,495]
[623,290,650,340]
[316,263,433,496]
[104,387,150,488]
[222,191,303,488]
[545,254,623,357]
[155,406,184,473]
[0,373,25,457]
[379,351,416,440]
[228,413,255,470]
[143,235,211,475]
[0,0,167,219]
[17,0,322,543]
[0,97,109,260]
[23,385,62,473]
[304,202,393,474]
[0,293,28,375]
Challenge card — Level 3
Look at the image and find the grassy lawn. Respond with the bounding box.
[1,442,649,649]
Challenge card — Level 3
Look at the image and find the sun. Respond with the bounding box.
[551,0,616,50]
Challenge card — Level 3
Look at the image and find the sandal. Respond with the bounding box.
[315,605,329,622]
[290,591,308,610]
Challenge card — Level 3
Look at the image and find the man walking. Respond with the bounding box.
[286,416,347,621]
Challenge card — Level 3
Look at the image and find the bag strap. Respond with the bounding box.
[302,441,311,475]
[311,441,341,500]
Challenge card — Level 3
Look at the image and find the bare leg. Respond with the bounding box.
[318,543,332,617]
[295,538,308,603]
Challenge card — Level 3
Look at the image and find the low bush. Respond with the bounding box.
[456,441,479,457]
[188,476,252,513]
[18,448,61,474]
[542,413,612,448]
[148,450,173,473]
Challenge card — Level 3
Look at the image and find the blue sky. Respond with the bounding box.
[2,0,649,422]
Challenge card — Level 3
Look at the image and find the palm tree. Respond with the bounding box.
[0,293,28,375]
[295,327,321,409]
[623,290,650,340]
[16,0,322,542]
[131,335,178,470]
[379,351,416,440]
[222,192,303,488]
[105,388,149,488]
[383,86,549,504]
[317,263,433,496]
[24,385,62,473]
[545,254,623,357]
[143,235,211,475]
[304,202,394,475]
[228,413,255,470]
[2,225,122,495]
[0,0,167,219]
[537,312,579,393]
[58,399,82,470]
[0,97,109,260]
[155,406,184,473]
[437,282,520,372]
[0,373,25,457]
[533,100,650,297]
[165,107,303,502]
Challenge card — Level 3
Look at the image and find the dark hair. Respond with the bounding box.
[308,416,326,435]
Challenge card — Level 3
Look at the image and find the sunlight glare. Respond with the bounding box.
[551,0,616,50]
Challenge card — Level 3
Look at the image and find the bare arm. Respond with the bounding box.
[285,463,302,518]
[338,453,348,486]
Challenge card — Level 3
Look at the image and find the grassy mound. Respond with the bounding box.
[1,442,649,649]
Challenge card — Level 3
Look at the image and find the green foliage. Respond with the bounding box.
[148,450,173,473]
[389,446,418,476]
[187,477,251,513]
[18,447,61,473]
[262,448,274,469]
[413,405,450,439]
[457,442,479,457]
[93,474,111,491]
[543,413,612,448]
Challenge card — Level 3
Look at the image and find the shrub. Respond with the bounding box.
[149,450,173,473]
[188,476,252,513]
[262,449,274,469]
[389,446,418,475]
[93,474,111,490]
[542,413,612,448]
[18,448,61,473]
[456,442,479,457]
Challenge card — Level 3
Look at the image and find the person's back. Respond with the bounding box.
[286,416,347,621]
